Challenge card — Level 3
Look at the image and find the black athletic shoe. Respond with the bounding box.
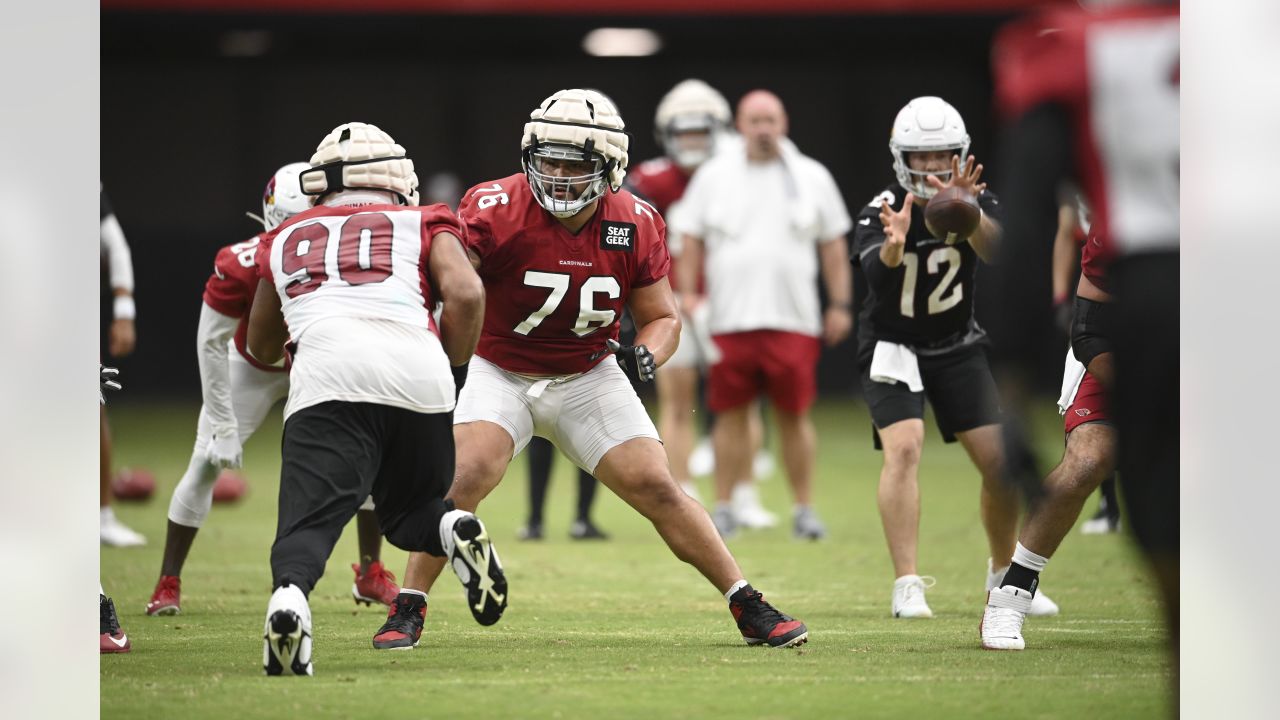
[516,523,544,541]
[729,585,809,648]
[447,514,508,626]
[568,519,609,541]
[371,592,426,650]
[100,595,131,654]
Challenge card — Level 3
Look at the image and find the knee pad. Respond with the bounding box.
[167,452,220,527]
[1070,297,1113,369]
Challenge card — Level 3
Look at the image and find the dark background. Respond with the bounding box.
[102,9,1055,398]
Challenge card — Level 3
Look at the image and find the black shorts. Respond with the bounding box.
[859,342,1001,447]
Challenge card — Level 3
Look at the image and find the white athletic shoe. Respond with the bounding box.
[981,585,1032,650]
[1080,514,1122,535]
[986,560,1060,617]
[441,510,508,626]
[688,439,715,478]
[892,575,935,618]
[263,584,313,676]
[732,482,778,529]
[752,449,776,480]
[100,507,146,547]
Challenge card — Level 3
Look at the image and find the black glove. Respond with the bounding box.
[100,364,122,405]
[452,362,469,394]
[606,338,656,383]
[1053,296,1074,337]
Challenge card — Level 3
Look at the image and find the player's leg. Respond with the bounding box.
[521,436,554,540]
[730,401,778,530]
[100,406,145,547]
[761,331,823,539]
[152,362,288,614]
[707,332,763,537]
[561,360,805,648]
[658,362,702,500]
[954,424,1018,569]
[351,497,400,607]
[266,401,383,676]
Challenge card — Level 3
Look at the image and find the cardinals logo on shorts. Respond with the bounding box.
[1075,408,1092,417]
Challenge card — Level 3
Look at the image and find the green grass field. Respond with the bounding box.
[101,399,1171,719]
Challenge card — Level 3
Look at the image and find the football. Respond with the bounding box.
[213,470,248,503]
[110,467,156,501]
[924,186,981,240]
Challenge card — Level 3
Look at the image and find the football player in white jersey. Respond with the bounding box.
[143,163,402,618]
[247,122,503,675]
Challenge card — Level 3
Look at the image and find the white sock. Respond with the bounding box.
[101,506,114,523]
[724,579,749,602]
[398,588,427,601]
[438,509,472,556]
[1012,542,1050,572]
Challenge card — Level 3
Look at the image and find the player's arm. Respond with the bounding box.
[428,231,485,368]
[246,279,288,366]
[676,232,704,314]
[1051,202,1081,332]
[928,154,1001,262]
[196,303,244,467]
[628,277,682,368]
[101,206,137,357]
[819,236,853,346]
[877,195,913,269]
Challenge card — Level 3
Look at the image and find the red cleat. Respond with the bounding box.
[145,575,181,616]
[212,470,247,504]
[352,561,400,606]
[729,585,809,648]
[100,595,131,653]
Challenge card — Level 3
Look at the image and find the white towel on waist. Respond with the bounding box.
[870,341,923,393]
[1057,347,1087,414]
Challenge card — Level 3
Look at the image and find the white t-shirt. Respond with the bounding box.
[673,149,851,336]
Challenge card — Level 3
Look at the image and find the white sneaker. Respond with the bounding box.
[678,481,702,504]
[892,575,935,618]
[688,439,715,478]
[986,559,1060,617]
[100,507,146,547]
[263,584,313,676]
[1080,514,1121,535]
[981,585,1031,650]
[731,482,778,529]
[712,504,737,538]
[792,506,827,540]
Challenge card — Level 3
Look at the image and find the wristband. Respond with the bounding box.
[113,295,136,320]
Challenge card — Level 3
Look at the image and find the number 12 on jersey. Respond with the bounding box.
[898,246,963,318]
[515,271,620,337]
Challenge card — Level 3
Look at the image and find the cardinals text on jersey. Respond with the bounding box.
[460,174,670,376]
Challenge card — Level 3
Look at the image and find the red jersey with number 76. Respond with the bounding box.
[460,173,670,376]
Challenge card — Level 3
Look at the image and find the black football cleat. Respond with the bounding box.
[729,585,809,648]
[447,514,508,626]
[371,593,427,650]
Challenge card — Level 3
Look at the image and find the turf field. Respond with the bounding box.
[101,399,1171,719]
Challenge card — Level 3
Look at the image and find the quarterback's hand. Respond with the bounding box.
[109,318,136,357]
[606,338,656,383]
[99,365,121,405]
[926,154,988,197]
[207,432,244,469]
[879,194,913,267]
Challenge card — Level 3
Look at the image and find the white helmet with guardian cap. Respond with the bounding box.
[521,88,630,218]
[889,96,970,200]
[300,122,419,206]
[654,79,731,171]
[258,162,313,231]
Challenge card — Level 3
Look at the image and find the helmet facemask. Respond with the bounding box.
[888,96,971,200]
[523,141,610,218]
[660,116,719,171]
[891,146,969,200]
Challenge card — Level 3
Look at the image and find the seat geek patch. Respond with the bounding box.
[600,221,636,252]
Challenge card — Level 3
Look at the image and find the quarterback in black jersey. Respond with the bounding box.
[850,97,1058,621]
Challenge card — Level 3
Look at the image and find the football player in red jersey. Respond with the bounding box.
[143,163,400,618]
[248,122,498,675]
[982,1,1178,653]
[374,89,808,651]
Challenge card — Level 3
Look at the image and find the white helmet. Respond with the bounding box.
[654,79,731,171]
[521,88,630,218]
[259,162,313,231]
[300,122,419,206]
[889,96,970,200]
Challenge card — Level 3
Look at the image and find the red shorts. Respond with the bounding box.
[1064,371,1111,434]
[708,330,821,415]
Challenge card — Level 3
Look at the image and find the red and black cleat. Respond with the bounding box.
[352,561,400,607]
[145,575,182,616]
[729,585,809,648]
[371,592,426,650]
[100,595,132,653]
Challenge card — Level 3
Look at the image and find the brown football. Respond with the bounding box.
[924,186,981,240]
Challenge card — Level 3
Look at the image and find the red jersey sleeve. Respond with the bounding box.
[992,9,1087,121]
[203,237,265,318]
[419,202,464,241]
[633,204,671,288]
[457,183,500,263]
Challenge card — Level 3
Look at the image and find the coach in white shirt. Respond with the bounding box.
[674,90,853,541]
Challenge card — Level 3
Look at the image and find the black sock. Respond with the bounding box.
[576,469,597,522]
[1100,475,1120,518]
[527,437,553,526]
[1001,562,1040,595]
